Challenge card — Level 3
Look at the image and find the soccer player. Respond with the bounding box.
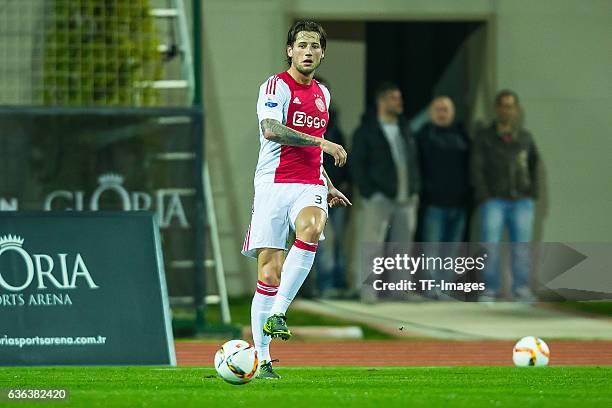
[241,21,351,379]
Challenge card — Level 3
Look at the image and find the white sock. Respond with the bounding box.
[270,239,318,315]
[251,280,278,363]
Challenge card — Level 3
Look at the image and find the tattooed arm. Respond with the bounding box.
[260,118,320,146]
[260,119,348,166]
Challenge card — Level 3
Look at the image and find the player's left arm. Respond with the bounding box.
[320,85,350,207]
[322,168,352,208]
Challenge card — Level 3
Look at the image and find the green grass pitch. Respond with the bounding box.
[1,366,611,407]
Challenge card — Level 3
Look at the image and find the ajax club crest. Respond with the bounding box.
[315,97,326,112]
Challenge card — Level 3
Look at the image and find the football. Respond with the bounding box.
[512,336,550,367]
[214,340,259,384]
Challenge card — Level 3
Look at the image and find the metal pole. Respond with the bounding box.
[193,112,205,330]
[192,0,203,107]
[191,0,205,330]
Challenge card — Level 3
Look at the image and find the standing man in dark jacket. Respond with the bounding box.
[417,96,470,243]
[471,89,539,302]
[416,96,470,299]
[351,82,420,301]
[314,77,352,298]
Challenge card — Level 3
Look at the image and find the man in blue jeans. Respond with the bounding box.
[416,96,471,299]
[471,90,539,301]
[417,96,470,243]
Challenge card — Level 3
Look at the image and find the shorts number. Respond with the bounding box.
[314,195,323,205]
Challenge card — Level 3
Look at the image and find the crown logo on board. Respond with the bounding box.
[0,234,25,248]
[98,173,124,185]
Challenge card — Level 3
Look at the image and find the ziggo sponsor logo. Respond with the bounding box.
[292,111,327,129]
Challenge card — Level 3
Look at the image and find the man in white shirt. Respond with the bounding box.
[351,82,421,302]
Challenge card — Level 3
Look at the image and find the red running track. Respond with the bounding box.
[176,340,612,366]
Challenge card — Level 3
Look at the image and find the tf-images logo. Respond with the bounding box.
[0,234,98,307]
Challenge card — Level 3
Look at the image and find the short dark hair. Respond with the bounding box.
[286,21,327,66]
[375,81,400,101]
[495,89,520,106]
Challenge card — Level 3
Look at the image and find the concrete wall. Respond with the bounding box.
[202,0,612,295]
[315,38,366,148]
[202,0,289,295]
[494,0,612,241]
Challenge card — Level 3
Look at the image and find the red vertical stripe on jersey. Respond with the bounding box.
[243,224,251,251]
[266,76,279,95]
[246,226,251,250]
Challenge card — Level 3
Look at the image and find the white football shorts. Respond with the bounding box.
[241,182,328,258]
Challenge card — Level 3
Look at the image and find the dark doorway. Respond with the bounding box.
[366,21,484,127]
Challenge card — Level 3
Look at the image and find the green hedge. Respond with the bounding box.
[42,0,162,106]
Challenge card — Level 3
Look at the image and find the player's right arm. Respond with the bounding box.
[260,119,347,167]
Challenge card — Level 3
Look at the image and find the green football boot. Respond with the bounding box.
[263,313,292,340]
[257,360,281,380]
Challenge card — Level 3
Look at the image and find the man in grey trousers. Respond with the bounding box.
[351,82,421,302]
